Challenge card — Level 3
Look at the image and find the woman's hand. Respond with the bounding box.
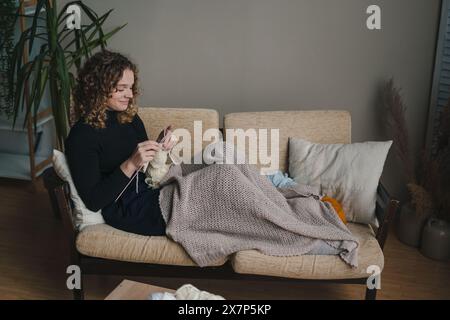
[157,125,177,150]
[162,129,177,150]
[120,140,161,177]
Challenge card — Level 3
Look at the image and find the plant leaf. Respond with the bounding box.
[27,0,46,55]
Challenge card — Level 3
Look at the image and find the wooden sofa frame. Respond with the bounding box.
[43,166,399,300]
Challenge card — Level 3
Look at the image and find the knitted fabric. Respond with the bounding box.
[158,150,359,268]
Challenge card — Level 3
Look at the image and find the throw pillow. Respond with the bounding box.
[288,138,392,226]
[52,149,105,230]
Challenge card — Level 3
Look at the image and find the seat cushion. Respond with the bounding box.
[230,223,384,280]
[76,224,227,266]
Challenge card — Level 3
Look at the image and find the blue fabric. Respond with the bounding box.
[265,170,297,188]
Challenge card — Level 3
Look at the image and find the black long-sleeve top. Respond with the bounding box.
[65,111,148,211]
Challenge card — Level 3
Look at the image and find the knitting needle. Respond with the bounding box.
[114,165,144,202]
[115,127,172,202]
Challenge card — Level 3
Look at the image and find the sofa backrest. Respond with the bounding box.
[224,110,351,173]
[138,107,220,151]
[138,107,351,173]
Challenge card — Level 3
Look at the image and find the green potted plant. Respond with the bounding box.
[8,0,126,149]
[382,79,435,247]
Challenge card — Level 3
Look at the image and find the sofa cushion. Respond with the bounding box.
[223,110,351,173]
[230,223,383,280]
[76,224,227,266]
[53,149,105,231]
[288,138,392,226]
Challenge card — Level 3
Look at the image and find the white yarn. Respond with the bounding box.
[148,284,225,300]
[145,135,179,189]
[150,292,176,300]
[175,284,225,300]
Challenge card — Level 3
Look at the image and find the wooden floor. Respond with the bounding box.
[0,177,449,300]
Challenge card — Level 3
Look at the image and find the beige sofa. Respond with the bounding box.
[43,107,398,300]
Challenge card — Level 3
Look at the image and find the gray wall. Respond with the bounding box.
[62,0,441,201]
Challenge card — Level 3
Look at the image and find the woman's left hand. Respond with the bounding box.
[162,129,176,150]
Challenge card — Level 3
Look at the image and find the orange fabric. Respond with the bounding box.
[321,196,347,224]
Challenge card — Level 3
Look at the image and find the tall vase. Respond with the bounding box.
[395,203,427,247]
[420,217,450,261]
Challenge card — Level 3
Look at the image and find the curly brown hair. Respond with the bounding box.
[73,50,139,128]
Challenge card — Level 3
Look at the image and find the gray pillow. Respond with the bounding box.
[288,138,392,226]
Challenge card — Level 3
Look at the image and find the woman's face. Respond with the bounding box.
[106,68,134,112]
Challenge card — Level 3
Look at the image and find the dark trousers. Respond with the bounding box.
[102,172,167,236]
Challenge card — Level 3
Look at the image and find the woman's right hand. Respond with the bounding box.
[120,140,161,178]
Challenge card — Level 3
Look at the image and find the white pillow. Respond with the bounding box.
[288,138,392,226]
[52,149,105,230]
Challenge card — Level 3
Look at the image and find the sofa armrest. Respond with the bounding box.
[43,167,80,263]
[375,183,400,250]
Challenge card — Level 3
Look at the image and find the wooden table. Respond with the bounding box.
[105,280,176,300]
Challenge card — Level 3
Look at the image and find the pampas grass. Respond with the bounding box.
[407,183,434,218]
[383,78,416,184]
[383,78,435,219]
[383,78,450,221]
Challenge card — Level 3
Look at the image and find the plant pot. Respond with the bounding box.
[420,217,450,261]
[395,204,427,247]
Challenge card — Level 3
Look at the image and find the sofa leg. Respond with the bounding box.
[365,287,377,300]
[72,272,84,300]
[73,288,84,300]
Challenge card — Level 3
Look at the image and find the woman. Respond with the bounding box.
[66,50,174,236]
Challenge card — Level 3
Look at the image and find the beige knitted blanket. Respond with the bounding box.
[158,162,359,268]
